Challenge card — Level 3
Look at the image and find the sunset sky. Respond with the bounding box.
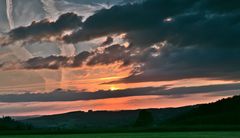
[0,0,240,116]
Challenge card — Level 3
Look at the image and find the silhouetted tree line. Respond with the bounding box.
[0,116,32,130]
[165,95,240,125]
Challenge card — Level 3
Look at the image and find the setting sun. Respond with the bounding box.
[110,86,119,91]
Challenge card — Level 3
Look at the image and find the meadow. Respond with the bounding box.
[1,132,240,138]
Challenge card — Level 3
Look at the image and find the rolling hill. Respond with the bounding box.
[164,95,240,126]
[22,107,193,129]
[22,95,240,131]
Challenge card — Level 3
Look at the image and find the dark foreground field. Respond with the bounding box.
[1,132,240,138]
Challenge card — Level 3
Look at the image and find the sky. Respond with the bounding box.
[0,0,240,116]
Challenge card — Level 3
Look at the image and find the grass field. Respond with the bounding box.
[1,132,240,138]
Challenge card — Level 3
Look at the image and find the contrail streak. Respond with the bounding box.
[6,0,14,29]
[58,43,76,90]
[40,0,77,89]
[5,0,49,91]
[5,0,33,60]
[40,0,77,56]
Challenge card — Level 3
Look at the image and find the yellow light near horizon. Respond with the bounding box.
[110,86,119,91]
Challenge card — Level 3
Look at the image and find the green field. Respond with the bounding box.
[1,132,240,138]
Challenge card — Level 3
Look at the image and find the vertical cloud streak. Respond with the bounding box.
[41,0,58,19]
[40,0,77,86]
[6,0,14,29]
[5,0,48,90]
[5,0,33,60]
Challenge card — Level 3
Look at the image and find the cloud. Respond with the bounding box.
[112,45,240,83]
[87,44,132,66]
[0,44,135,70]
[100,36,113,46]
[0,12,83,46]
[1,0,240,84]
[1,0,144,45]
[62,0,240,83]
[2,0,239,47]
[0,83,240,102]
[0,51,91,70]
[60,0,239,50]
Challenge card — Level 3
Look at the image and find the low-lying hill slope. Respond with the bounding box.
[23,107,192,129]
[22,95,240,130]
[165,95,240,126]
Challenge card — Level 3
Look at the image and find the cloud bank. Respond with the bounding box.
[0,83,240,102]
[1,0,240,84]
[0,12,83,46]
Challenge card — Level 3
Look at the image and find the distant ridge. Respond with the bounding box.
[22,95,240,130]
[23,107,193,129]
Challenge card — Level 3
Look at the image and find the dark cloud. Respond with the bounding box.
[100,36,113,47]
[64,0,240,83]
[0,83,240,102]
[0,51,91,70]
[2,0,240,47]
[63,0,197,43]
[0,44,133,70]
[63,0,240,47]
[112,46,240,83]
[61,0,240,83]
[24,51,91,69]
[24,56,69,70]
[0,12,83,46]
[65,0,144,5]
[71,51,92,67]
[2,0,239,48]
[87,44,132,66]
[1,0,240,84]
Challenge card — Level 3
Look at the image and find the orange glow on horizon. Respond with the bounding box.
[1,94,230,116]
